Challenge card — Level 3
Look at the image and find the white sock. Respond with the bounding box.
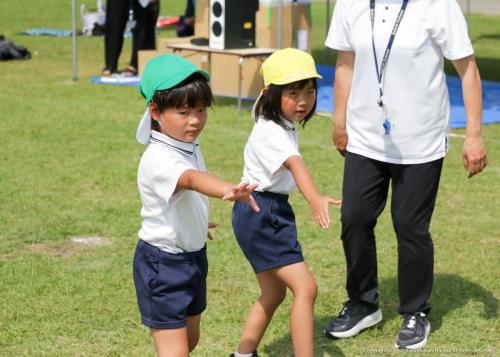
[233,352,253,357]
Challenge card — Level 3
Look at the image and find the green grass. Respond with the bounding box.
[0,1,499,356]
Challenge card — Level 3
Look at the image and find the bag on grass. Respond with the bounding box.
[81,0,105,36]
[0,35,31,61]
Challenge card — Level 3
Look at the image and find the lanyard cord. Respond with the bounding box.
[370,0,409,105]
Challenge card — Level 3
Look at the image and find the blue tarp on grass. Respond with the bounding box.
[316,64,500,129]
[90,64,500,128]
[91,75,140,86]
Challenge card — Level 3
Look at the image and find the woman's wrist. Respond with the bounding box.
[465,128,482,139]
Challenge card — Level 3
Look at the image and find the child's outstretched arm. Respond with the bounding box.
[284,156,341,229]
[177,170,260,212]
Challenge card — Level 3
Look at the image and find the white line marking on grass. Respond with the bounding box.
[450,132,499,144]
[71,236,109,245]
[450,133,467,139]
[30,236,110,257]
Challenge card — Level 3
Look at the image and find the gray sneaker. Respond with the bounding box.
[395,312,431,349]
[324,300,382,338]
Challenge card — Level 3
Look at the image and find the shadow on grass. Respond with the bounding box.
[429,273,498,331]
[262,315,346,357]
[312,48,337,67]
[444,56,500,82]
[472,34,500,42]
[377,273,498,332]
[263,273,497,356]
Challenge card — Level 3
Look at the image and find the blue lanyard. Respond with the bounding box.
[370,0,409,106]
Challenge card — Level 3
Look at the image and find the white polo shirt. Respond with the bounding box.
[325,0,473,164]
[137,130,209,253]
[242,117,300,194]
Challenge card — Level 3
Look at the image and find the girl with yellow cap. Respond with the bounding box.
[230,48,342,357]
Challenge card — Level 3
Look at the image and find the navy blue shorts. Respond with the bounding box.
[232,191,304,273]
[132,240,208,329]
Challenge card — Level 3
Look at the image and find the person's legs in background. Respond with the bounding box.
[177,0,195,37]
[185,0,195,20]
[103,0,129,75]
[129,0,160,74]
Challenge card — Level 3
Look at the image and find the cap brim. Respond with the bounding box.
[136,107,152,145]
[142,68,211,103]
[267,73,323,86]
[195,69,210,82]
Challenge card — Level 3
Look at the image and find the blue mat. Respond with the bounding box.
[22,28,131,38]
[316,64,500,128]
[91,75,140,86]
[23,29,76,37]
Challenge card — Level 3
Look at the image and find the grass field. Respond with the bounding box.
[0,1,499,356]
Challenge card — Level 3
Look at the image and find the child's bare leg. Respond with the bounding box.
[275,262,317,357]
[237,271,287,354]
[187,314,201,352]
[150,327,189,357]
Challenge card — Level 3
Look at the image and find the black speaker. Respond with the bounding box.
[209,0,259,50]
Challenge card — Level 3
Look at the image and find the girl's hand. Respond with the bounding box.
[222,182,260,212]
[310,195,342,229]
[207,223,218,240]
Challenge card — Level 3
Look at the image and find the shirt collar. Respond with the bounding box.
[150,130,198,155]
[255,115,297,131]
[280,116,296,131]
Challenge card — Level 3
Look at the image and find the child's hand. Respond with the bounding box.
[222,182,260,212]
[207,223,218,240]
[310,195,342,229]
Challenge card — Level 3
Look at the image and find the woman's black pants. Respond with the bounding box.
[340,152,443,315]
[104,0,159,72]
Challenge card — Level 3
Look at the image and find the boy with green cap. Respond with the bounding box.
[132,54,260,356]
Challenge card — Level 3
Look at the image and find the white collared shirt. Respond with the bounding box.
[137,130,208,253]
[242,117,300,194]
[325,0,473,164]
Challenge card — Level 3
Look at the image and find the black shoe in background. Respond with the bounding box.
[324,300,382,339]
[395,312,430,349]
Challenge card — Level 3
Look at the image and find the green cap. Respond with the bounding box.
[139,54,210,103]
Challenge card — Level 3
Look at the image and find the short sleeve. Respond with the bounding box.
[150,159,192,204]
[325,0,352,51]
[251,121,300,176]
[429,0,473,60]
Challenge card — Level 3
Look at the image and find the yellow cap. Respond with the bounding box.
[261,48,322,87]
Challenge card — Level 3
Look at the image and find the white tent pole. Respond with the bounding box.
[467,0,471,29]
[278,0,283,49]
[326,0,331,37]
[72,0,78,81]
[325,0,332,58]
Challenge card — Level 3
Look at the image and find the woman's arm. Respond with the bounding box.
[177,170,260,212]
[452,55,487,177]
[284,156,341,229]
[332,50,355,156]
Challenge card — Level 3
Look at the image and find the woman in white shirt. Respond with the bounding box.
[324,0,487,349]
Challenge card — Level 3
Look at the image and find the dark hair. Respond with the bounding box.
[150,72,214,131]
[253,78,317,129]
